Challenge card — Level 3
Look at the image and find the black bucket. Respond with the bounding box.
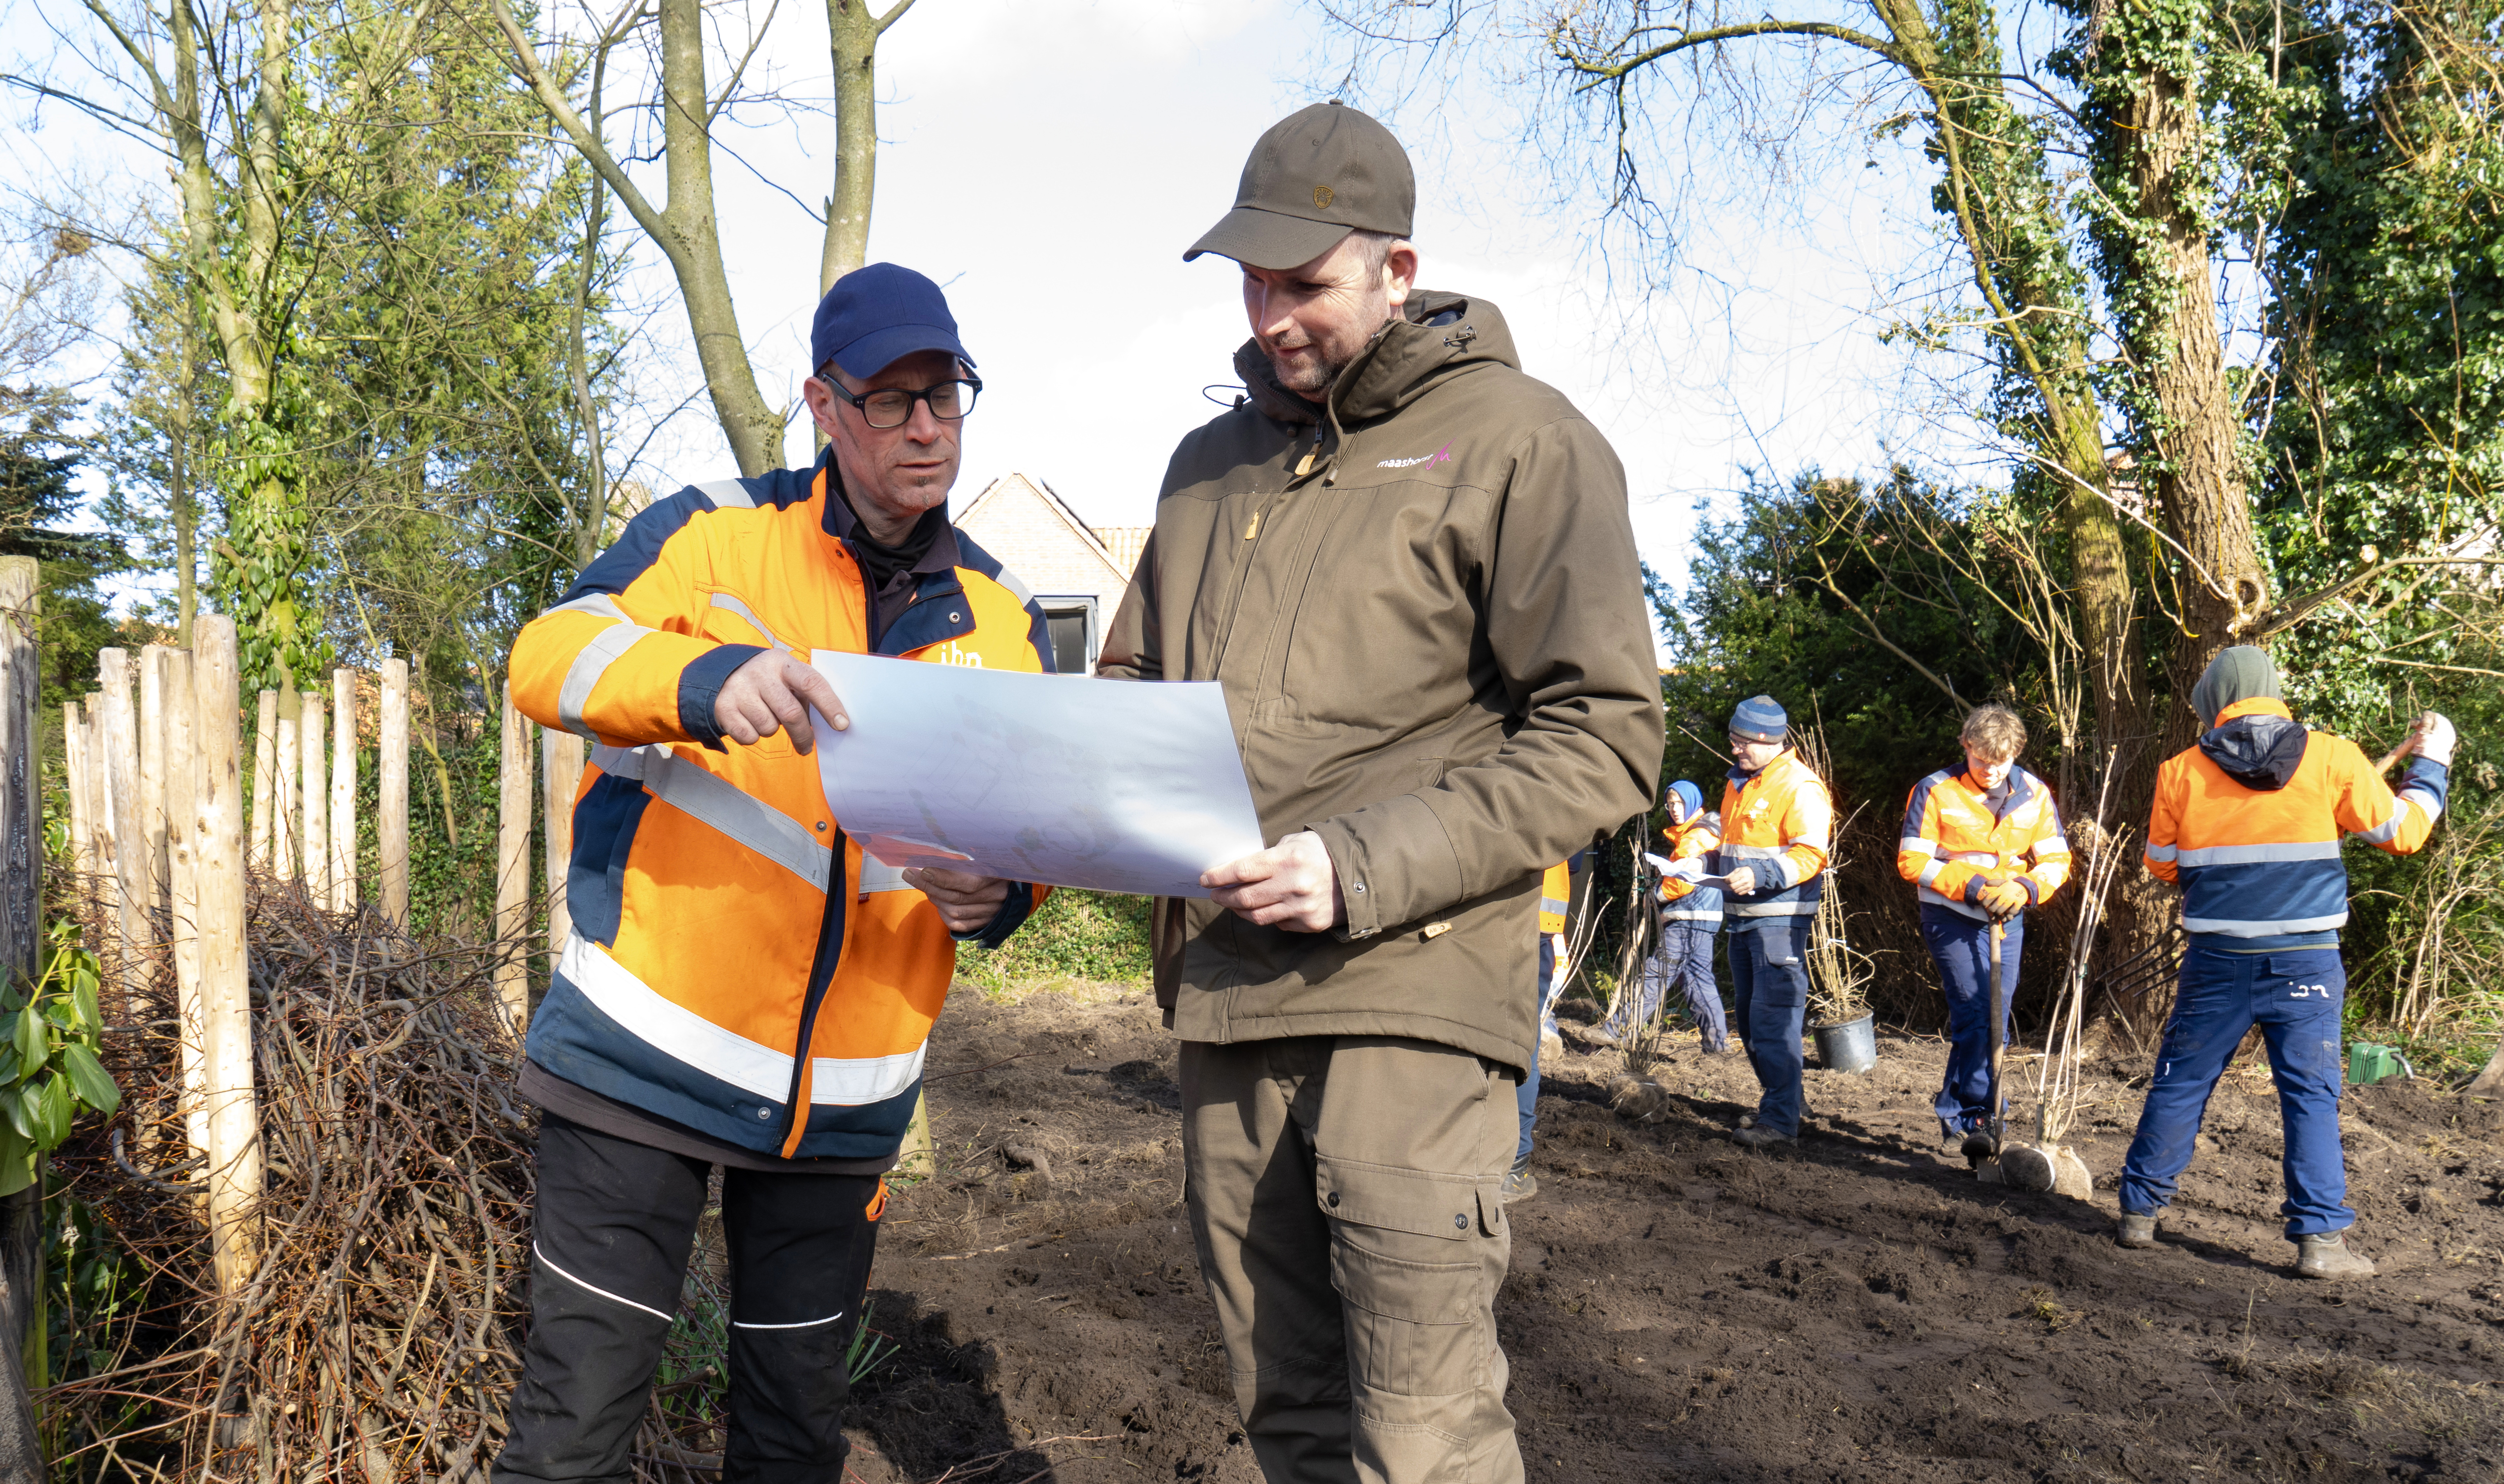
[1813,1012,1878,1075]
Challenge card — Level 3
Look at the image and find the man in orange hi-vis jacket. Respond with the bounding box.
[495,265,1053,1483]
[2118,646,2454,1281]
[1898,704,2070,1162]
[1715,695,1833,1148]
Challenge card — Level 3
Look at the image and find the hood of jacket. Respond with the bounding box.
[2198,698,2310,791]
[1230,288,1524,430]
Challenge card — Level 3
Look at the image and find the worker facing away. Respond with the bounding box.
[2118,646,2454,1279]
[1714,696,1834,1148]
[1592,778,1725,1051]
[497,264,1051,1484]
[1896,703,2071,1161]
[1097,100,1663,1484]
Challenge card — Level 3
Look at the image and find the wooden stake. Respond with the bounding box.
[139,645,170,919]
[495,690,533,1034]
[273,694,299,881]
[189,618,261,1297]
[162,648,211,1162]
[330,672,357,913]
[81,695,106,941]
[0,559,35,986]
[301,695,327,908]
[249,691,277,870]
[64,700,93,917]
[96,650,143,995]
[379,660,409,931]
[542,726,583,966]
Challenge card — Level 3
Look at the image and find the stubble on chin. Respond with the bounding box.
[1266,348,1345,398]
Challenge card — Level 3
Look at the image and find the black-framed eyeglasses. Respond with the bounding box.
[817,372,982,430]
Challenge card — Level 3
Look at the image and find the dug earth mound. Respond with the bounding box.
[833,985,2504,1483]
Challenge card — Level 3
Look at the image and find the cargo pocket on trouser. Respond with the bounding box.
[1318,1156,1509,1482]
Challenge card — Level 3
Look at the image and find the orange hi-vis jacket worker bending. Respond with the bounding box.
[508,457,1052,1161]
[1897,765,2071,920]
[2144,697,2442,946]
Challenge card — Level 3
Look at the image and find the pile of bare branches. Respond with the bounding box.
[48,882,545,1482]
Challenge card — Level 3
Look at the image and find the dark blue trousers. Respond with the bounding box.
[1918,905,2024,1134]
[2120,945,2353,1239]
[1613,919,1727,1051]
[1516,935,1553,1160]
[1729,917,1812,1137]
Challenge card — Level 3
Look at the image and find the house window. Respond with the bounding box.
[1039,596,1097,675]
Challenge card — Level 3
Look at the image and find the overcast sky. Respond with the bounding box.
[8,0,1980,653]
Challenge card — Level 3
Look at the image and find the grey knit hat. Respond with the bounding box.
[1729,695,1788,744]
[2191,646,2280,730]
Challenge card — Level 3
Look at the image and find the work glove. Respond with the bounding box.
[2415,712,2457,768]
[1978,880,2031,921]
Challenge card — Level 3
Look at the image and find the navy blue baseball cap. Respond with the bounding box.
[810,263,975,380]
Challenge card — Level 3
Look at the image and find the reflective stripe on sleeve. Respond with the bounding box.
[592,744,833,892]
[1721,843,1788,860]
[2145,842,2178,862]
[559,621,660,737]
[1899,837,1938,857]
[2173,840,2342,867]
[559,933,926,1107]
[696,478,756,510]
[2181,911,2349,936]
[2398,788,2442,826]
[1915,858,1946,888]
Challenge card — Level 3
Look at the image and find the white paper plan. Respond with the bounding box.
[807,650,1265,898]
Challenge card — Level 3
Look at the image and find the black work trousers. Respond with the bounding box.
[492,1113,883,1484]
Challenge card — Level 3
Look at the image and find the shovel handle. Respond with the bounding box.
[1985,922,2007,1154]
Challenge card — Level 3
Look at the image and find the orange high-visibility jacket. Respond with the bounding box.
[508,458,1051,1160]
[1714,749,1832,923]
[1538,863,1571,935]
[1658,815,1722,923]
[2145,697,2446,945]
[1897,764,2071,920]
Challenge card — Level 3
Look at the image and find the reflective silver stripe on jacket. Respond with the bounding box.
[1721,843,1788,860]
[1915,857,1946,888]
[1661,907,1722,922]
[1918,885,1988,920]
[696,478,756,510]
[1899,836,1938,858]
[1724,898,1816,917]
[2181,911,2348,936]
[707,591,788,653]
[2396,788,2441,827]
[555,593,658,738]
[2145,842,2178,863]
[2172,840,2342,867]
[592,744,832,893]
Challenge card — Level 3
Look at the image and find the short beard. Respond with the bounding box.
[1266,344,1351,397]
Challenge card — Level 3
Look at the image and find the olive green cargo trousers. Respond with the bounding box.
[1180,1036,1523,1484]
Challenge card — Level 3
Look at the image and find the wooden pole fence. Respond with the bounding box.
[249,690,277,870]
[301,694,327,908]
[330,673,357,914]
[273,692,299,883]
[97,650,142,1000]
[190,618,261,1297]
[379,660,410,931]
[495,688,533,1033]
[0,558,42,1484]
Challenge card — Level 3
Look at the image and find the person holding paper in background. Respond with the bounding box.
[1593,778,1726,1051]
[497,265,1050,1483]
[1097,102,1663,1483]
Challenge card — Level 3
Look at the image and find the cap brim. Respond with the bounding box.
[1183,208,1351,271]
[829,322,975,379]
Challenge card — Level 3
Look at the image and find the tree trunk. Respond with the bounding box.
[658,0,786,475]
[2123,68,2268,756]
[819,0,888,291]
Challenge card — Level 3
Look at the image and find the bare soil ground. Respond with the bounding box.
[835,985,2504,1483]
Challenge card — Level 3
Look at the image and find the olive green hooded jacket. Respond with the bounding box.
[1096,289,1663,1072]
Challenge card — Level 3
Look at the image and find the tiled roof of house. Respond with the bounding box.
[1092,526,1151,581]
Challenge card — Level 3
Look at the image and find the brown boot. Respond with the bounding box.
[2115,1213,2160,1249]
[2296,1231,2376,1279]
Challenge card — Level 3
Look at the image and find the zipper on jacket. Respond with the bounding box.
[777,828,852,1151]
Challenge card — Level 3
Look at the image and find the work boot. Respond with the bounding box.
[1731,1125,1795,1149]
[1500,1153,1538,1205]
[1961,1131,1996,1166]
[2115,1213,2160,1249]
[2296,1231,2376,1280]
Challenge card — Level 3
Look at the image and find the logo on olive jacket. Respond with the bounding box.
[1377,443,1453,470]
[1313,185,1335,210]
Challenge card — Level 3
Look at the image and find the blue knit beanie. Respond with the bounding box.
[1667,779,1703,819]
[1728,695,1788,743]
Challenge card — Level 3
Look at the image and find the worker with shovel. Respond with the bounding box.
[2118,646,2454,1279]
[1898,704,2071,1163]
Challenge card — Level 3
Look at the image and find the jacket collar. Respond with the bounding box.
[2215,696,2292,726]
[1228,289,1524,441]
[1729,747,1797,787]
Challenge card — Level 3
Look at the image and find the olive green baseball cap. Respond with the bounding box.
[1185,101,1415,270]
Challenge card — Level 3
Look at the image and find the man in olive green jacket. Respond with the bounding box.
[1097,102,1661,1484]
